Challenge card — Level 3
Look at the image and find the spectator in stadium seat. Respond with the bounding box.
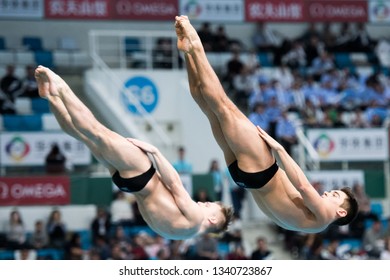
[20,65,39,98]
[110,191,135,227]
[29,220,49,249]
[64,232,85,260]
[226,243,248,260]
[45,143,66,174]
[46,209,67,249]
[196,22,213,52]
[0,64,20,114]
[4,210,27,250]
[362,218,384,258]
[349,183,378,239]
[275,110,298,157]
[90,207,111,245]
[172,146,193,175]
[35,65,233,240]
[212,25,230,52]
[250,237,273,260]
[194,233,220,260]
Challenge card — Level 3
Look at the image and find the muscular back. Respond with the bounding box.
[133,174,202,240]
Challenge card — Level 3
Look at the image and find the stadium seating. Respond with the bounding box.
[0,37,6,50]
[34,50,54,69]
[31,98,50,114]
[22,36,43,51]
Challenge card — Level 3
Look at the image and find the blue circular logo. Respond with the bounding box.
[121,76,159,115]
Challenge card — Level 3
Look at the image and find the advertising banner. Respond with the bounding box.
[0,0,44,19]
[0,132,91,166]
[0,176,70,206]
[179,0,244,22]
[245,0,305,22]
[45,0,111,19]
[306,0,368,22]
[307,128,389,161]
[306,170,364,192]
[113,0,178,21]
[369,0,390,23]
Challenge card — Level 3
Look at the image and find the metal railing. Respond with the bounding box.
[88,30,181,147]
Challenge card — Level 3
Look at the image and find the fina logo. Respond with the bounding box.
[121,76,159,115]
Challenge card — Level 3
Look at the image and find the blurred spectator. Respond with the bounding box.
[110,191,135,227]
[250,237,273,260]
[349,183,378,239]
[0,64,21,114]
[380,236,390,260]
[4,210,27,250]
[193,189,211,203]
[109,242,127,260]
[362,218,383,259]
[131,233,149,260]
[152,38,182,69]
[91,207,111,245]
[275,110,298,156]
[14,248,37,260]
[194,233,219,260]
[29,220,48,250]
[301,98,322,128]
[90,236,111,260]
[375,38,390,68]
[197,22,214,52]
[232,66,253,113]
[299,233,323,260]
[45,143,67,174]
[272,64,294,90]
[172,146,193,175]
[298,23,321,43]
[281,40,306,70]
[111,225,132,248]
[334,23,355,52]
[212,25,230,52]
[144,235,170,260]
[321,23,337,50]
[350,109,369,128]
[208,159,223,201]
[252,22,284,52]
[223,167,245,218]
[352,23,375,52]
[264,97,282,139]
[226,243,248,260]
[309,51,335,81]
[64,232,85,260]
[47,209,67,248]
[223,50,245,91]
[304,35,325,67]
[20,65,39,98]
[320,239,341,260]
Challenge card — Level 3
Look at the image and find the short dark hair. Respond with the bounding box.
[332,187,359,226]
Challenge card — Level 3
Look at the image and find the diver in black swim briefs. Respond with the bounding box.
[228,161,279,189]
[176,15,358,233]
[35,65,233,240]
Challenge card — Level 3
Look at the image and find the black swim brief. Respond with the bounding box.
[228,160,278,189]
[112,165,156,193]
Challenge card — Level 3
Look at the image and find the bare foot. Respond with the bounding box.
[175,15,203,54]
[34,65,64,99]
